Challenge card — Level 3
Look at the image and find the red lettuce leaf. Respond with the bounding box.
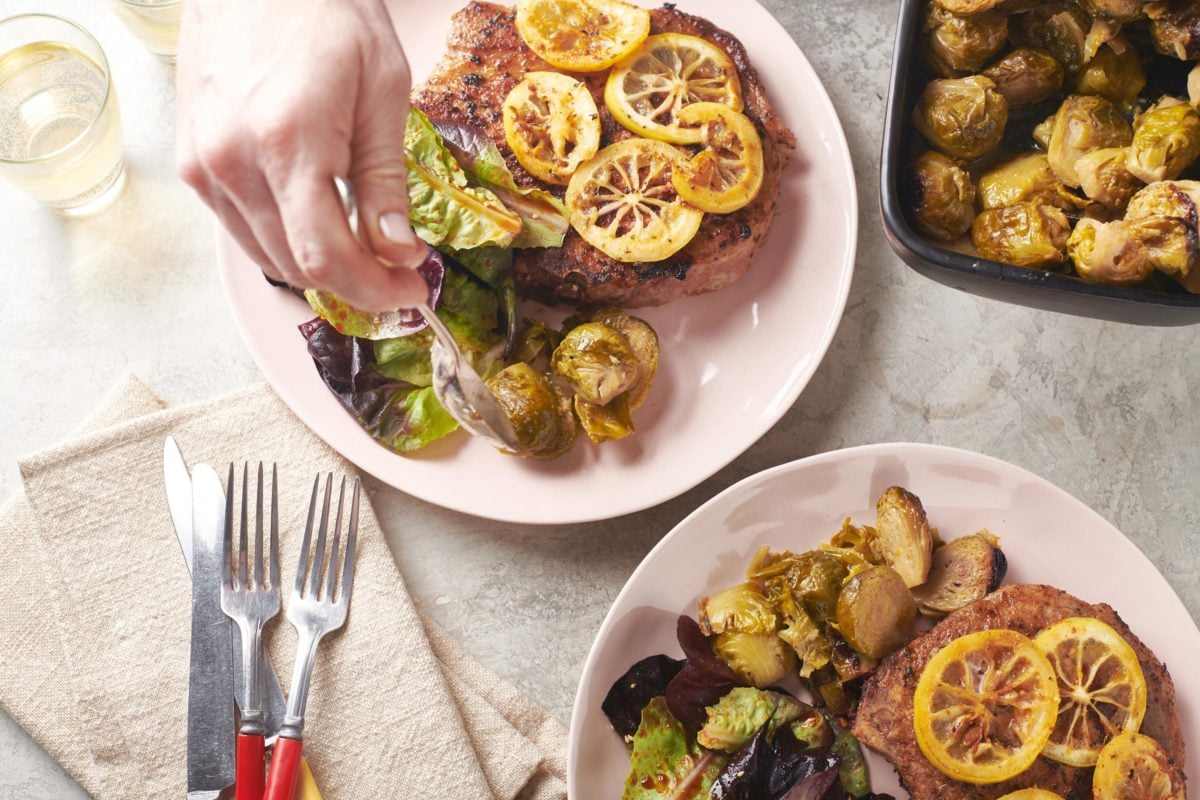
[602,655,685,740]
[665,615,743,734]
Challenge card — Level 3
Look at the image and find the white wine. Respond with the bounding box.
[0,40,124,212]
[108,0,181,61]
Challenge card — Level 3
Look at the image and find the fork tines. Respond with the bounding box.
[295,473,359,606]
[223,462,281,592]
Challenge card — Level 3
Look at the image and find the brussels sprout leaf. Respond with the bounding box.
[621,697,726,800]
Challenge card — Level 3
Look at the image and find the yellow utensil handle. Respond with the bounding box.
[295,757,322,800]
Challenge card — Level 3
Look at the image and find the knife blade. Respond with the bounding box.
[187,463,237,800]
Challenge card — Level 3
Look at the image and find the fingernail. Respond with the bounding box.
[380,212,415,244]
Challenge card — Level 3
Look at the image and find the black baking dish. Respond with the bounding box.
[880,0,1200,327]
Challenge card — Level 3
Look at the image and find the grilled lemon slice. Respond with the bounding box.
[913,629,1059,785]
[565,137,702,263]
[1034,617,1147,768]
[671,102,764,214]
[1093,732,1186,800]
[515,0,649,72]
[605,32,743,144]
[503,72,601,185]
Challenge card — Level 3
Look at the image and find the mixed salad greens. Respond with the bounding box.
[603,487,1009,799]
[299,109,659,457]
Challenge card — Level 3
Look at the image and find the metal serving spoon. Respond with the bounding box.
[334,177,520,452]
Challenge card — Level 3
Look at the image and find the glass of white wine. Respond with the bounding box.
[0,14,126,216]
[107,0,182,63]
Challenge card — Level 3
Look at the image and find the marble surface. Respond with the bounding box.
[2,0,1198,796]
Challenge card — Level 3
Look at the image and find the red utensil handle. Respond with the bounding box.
[237,733,266,800]
[263,736,304,800]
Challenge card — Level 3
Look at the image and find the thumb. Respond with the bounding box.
[351,44,427,274]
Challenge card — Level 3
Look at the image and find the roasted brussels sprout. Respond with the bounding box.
[1076,147,1143,208]
[1074,44,1146,109]
[908,151,977,241]
[1021,3,1092,73]
[585,308,658,410]
[509,318,561,366]
[699,584,777,636]
[978,153,1074,210]
[1067,218,1158,284]
[972,201,1073,266]
[1078,0,1148,23]
[1033,114,1057,150]
[981,48,1064,107]
[933,0,1005,14]
[1127,96,1200,183]
[1189,63,1200,109]
[1125,177,1200,219]
[875,487,934,588]
[835,566,917,660]
[924,6,1008,75]
[1147,0,1200,60]
[1047,95,1134,186]
[911,532,1007,615]
[712,631,797,688]
[551,322,639,406]
[697,688,807,753]
[487,362,577,459]
[574,394,634,444]
[913,76,1008,160]
[786,551,850,625]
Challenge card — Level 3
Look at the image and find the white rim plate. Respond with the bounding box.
[568,443,1200,796]
[217,0,857,524]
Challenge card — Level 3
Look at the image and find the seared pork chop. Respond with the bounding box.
[411,1,796,307]
[853,584,1185,800]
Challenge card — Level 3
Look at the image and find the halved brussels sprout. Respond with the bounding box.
[1189,63,1200,109]
[1067,217,1157,284]
[924,6,1008,75]
[875,486,934,588]
[1021,3,1092,72]
[551,322,639,406]
[978,153,1074,210]
[509,318,561,366]
[1076,147,1143,208]
[908,151,977,241]
[835,566,917,660]
[1127,96,1200,184]
[574,394,634,444]
[913,76,1008,161]
[1079,0,1148,23]
[981,48,1065,107]
[1074,43,1146,108]
[487,362,577,459]
[1116,181,1200,281]
[1047,95,1134,186]
[1125,178,1200,219]
[712,631,797,689]
[972,201,1073,267]
[698,583,777,636]
[1148,0,1200,60]
[585,308,659,410]
[1033,114,1057,150]
[933,0,1005,13]
[911,532,1007,616]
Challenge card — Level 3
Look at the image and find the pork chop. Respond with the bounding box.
[852,584,1185,800]
[411,1,796,307]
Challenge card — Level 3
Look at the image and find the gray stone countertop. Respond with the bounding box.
[2,0,1197,795]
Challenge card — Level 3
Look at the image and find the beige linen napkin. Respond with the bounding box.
[0,374,566,799]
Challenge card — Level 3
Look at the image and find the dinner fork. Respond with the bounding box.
[220,463,282,800]
[262,473,360,800]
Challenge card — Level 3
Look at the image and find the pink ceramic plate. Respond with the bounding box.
[568,443,1200,796]
[217,0,856,524]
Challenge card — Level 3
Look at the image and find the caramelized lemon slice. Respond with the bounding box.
[913,629,1059,785]
[605,32,743,144]
[1093,732,1186,800]
[1034,617,1147,768]
[503,72,601,185]
[670,102,764,214]
[565,137,703,263]
[515,0,650,72]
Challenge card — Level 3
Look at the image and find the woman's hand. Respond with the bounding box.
[176,0,429,311]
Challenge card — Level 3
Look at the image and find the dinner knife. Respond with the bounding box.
[187,463,237,800]
[165,438,324,800]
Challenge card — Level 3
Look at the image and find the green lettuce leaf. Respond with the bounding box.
[378,386,459,453]
[441,245,520,355]
[405,109,523,250]
[622,697,727,800]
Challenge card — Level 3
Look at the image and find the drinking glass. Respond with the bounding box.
[107,0,182,63]
[0,14,126,216]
